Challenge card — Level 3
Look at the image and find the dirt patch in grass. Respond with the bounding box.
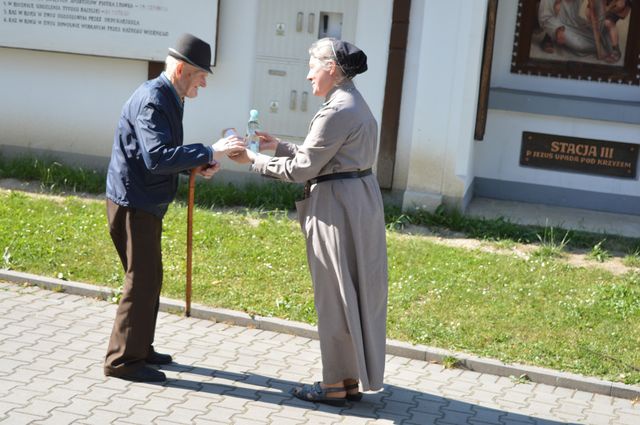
[399,224,637,276]
[0,178,102,201]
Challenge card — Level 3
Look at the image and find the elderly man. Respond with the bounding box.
[104,33,243,382]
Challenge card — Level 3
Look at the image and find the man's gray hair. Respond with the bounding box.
[165,55,180,78]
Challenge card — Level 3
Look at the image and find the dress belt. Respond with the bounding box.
[304,168,372,198]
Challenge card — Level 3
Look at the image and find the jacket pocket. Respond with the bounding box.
[295,198,310,234]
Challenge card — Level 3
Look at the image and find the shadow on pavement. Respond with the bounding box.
[151,362,576,424]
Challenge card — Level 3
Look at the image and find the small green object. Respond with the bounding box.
[442,356,459,369]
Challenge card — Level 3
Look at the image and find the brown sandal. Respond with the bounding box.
[292,382,347,406]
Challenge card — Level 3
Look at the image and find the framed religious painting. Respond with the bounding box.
[511,0,640,85]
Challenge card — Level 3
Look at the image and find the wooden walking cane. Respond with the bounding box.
[185,168,197,317]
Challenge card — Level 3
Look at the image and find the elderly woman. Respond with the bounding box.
[229,38,388,406]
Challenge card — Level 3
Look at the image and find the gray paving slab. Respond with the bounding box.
[5,271,639,406]
[1,283,638,424]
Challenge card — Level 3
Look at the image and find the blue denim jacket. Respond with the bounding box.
[106,73,213,218]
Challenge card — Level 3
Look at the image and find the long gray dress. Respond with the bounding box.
[252,80,388,391]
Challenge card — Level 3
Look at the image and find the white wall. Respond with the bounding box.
[0,0,393,178]
[475,0,640,206]
[0,0,258,172]
[0,49,143,161]
[351,0,393,130]
[395,0,488,210]
[184,0,258,176]
[477,110,640,196]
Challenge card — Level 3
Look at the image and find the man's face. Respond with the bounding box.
[176,63,208,99]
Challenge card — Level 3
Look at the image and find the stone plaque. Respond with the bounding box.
[520,131,638,179]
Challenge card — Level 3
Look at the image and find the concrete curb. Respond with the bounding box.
[2,269,638,400]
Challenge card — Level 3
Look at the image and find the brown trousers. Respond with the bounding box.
[104,199,163,376]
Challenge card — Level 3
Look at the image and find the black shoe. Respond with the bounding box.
[146,349,173,365]
[120,366,166,382]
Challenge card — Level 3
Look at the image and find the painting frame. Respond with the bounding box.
[511,0,640,85]
[475,0,499,141]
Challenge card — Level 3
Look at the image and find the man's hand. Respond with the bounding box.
[196,162,220,179]
[212,135,246,161]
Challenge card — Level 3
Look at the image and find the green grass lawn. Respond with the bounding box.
[1,189,638,385]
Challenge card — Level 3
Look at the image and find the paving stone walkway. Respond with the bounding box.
[0,282,638,424]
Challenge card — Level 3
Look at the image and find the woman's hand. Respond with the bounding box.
[256,131,279,152]
[227,147,256,164]
[212,135,246,161]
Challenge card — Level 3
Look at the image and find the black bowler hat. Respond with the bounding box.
[168,33,212,74]
[332,39,367,78]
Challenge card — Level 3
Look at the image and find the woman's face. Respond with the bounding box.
[307,56,335,98]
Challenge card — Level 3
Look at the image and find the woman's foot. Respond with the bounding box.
[344,379,363,401]
[292,381,347,406]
